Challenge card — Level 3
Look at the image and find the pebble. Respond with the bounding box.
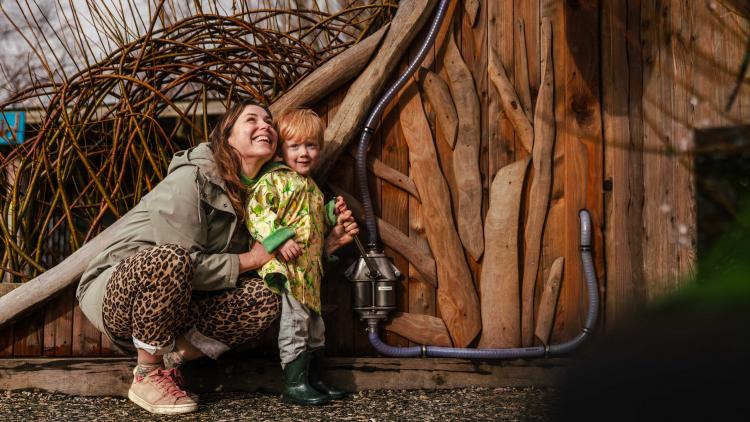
[0,387,557,421]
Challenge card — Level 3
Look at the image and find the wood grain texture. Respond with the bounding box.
[269,25,388,116]
[444,31,485,261]
[316,0,437,179]
[553,1,604,343]
[383,312,452,347]
[534,256,564,346]
[418,68,458,149]
[329,184,437,287]
[521,19,555,347]
[400,82,481,348]
[0,357,565,396]
[380,80,411,348]
[515,18,534,122]
[488,46,534,154]
[487,0,516,182]
[602,0,646,327]
[640,0,697,301]
[464,0,480,27]
[478,158,530,349]
[408,196,436,316]
[369,157,420,200]
[42,287,73,356]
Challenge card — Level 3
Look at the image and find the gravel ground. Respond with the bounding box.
[0,387,557,421]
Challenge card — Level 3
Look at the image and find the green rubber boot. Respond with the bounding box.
[282,352,330,405]
[308,348,348,400]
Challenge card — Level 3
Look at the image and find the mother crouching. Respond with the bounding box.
[76,101,358,415]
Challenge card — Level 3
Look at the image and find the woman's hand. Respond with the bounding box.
[325,198,359,254]
[238,241,275,273]
[278,239,302,262]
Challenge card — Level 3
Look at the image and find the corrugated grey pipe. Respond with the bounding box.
[367,209,599,358]
[357,0,450,249]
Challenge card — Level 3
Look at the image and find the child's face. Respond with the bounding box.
[280,134,321,176]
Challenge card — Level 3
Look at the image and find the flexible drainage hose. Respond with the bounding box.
[356,0,449,249]
[354,0,598,358]
[367,210,599,358]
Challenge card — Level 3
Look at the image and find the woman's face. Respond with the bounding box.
[227,105,278,163]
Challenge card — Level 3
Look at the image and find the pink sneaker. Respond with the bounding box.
[128,368,198,415]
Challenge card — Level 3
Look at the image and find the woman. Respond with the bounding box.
[76,101,358,415]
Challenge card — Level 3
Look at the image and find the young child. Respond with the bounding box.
[244,108,348,406]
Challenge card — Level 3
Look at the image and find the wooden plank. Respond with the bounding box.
[0,325,12,357]
[380,65,410,348]
[602,0,646,327]
[553,1,604,343]
[0,357,567,396]
[515,0,541,106]
[383,312,452,347]
[319,86,354,357]
[487,0,516,182]
[72,298,101,356]
[408,197,436,316]
[478,158,530,349]
[640,0,696,301]
[400,82,481,348]
[13,313,43,357]
[42,286,73,356]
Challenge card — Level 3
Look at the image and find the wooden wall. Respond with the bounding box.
[2,0,749,358]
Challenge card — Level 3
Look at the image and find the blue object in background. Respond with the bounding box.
[1,111,26,145]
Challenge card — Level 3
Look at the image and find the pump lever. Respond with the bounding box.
[353,236,381,279]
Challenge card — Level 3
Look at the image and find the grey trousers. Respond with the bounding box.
[278,292,325,368]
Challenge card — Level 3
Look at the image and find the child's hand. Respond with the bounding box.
[278,239,302,262]
[334,196,349,215]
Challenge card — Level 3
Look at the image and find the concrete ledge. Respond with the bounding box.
[0,357,569,397]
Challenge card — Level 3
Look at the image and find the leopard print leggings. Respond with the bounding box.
[102,244,281,351]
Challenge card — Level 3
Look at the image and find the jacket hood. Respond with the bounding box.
[168,142,226,189]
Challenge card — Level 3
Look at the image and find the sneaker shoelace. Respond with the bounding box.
[150,368,189,399]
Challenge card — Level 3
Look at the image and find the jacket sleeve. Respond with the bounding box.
[246,174,295,252]
[146,166,239,291]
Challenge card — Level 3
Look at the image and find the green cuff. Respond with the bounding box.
[261,227,295,252]
[325,199,337,226]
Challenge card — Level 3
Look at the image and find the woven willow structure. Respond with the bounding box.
[0,1,395,281]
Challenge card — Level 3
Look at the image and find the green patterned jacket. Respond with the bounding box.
[244,163,336,313]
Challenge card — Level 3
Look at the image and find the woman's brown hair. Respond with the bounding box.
[209,100,271,221]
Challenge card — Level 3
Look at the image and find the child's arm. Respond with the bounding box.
[245,176,296,254]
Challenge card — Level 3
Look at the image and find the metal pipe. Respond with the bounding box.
[367,210,599,359]
[356,0,450,249]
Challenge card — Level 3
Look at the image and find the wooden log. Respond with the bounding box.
[521,18,556,348]
[464,0,480,27]
[0,210,133,330]
[344,149,420,200]
[400,82,481,348]
[269,25,389,116]
[0,357,566,396]
[417,68,458,149]
[488,45,534,154]
[444,31,484,261]
[383,312,452,347]
[328,184,437,287]
[315,0,437,179]
[534,256,564,346]
[478,158,530,349]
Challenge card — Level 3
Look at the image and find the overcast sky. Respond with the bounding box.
[0,0,349,104]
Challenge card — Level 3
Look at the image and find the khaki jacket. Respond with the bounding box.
[76,143,249,335]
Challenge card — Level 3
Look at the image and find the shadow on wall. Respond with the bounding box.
[552,198,750,420]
